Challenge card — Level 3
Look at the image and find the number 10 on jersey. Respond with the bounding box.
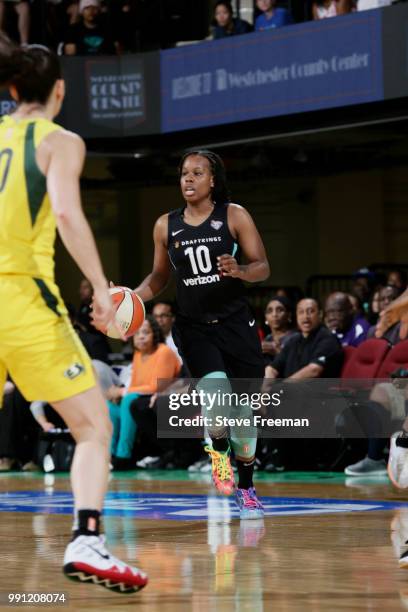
[184,246,213,275]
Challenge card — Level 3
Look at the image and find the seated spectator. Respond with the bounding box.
[212,1,253,39]
[77,278,94,331]
[255,0,293,31]
[0,0,30,45]
[262,296,296,369]
[368,288,381,325]
[0,383,39,471]
[325,292,369,347]
[109,316,181,469]
[266,298,343,380]
[351,267,376,314]
[367,285,402,342]
[64,0,118,55]
[152,301,182,365]
[312,0,351,19]
[387,269,407,293]
[348,293,365,319]
[344,371,406,477]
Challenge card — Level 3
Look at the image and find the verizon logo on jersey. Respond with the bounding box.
[183,274,220,286]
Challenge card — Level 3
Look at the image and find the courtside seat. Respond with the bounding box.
[340,346,356,377]
[341,338,390,380]
[376,339,408,379]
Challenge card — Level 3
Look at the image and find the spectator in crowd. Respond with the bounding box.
[255,0,293,31]
[387,268,407,292]
[351,267,376,314]
[109,0,141,52]
[109,316,181,470]
[344,370,406,477]
[77,278,94,331]
[345,285,405,477]
[0,0,30,45]
[66,1,80,24]
[262,296,296,368]
[266,298,343,379]
[312,0,351,19]
[263,298,343,473]
[30,400,57,433]
[66,303,110,363]
[0,384,39,472]
[152,301,182,364]
[348,293,365,319]
[367,285,402,342]
[64,0,118,55]
[212,1,253,39]
[368,288,381,325]
[38,0,81,50]
[325,291,369,347]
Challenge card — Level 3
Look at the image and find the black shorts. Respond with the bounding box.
[173,306,264,379]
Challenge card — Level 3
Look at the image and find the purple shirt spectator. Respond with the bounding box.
[334,315,370,347]
[325,291,369,347]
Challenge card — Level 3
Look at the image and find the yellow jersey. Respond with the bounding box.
[0,115,62,281]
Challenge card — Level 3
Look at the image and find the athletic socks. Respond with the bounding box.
[72,509,101,539]
[237,458,255,490]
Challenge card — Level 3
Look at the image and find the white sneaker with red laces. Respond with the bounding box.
[63,535,148,593]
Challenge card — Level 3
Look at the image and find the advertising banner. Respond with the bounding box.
[161,12,384,133]
[60,52,160,137]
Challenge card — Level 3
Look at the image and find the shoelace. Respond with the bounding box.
[239,489,259,508]
[204,446,232,482]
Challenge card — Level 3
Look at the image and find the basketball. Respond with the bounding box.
[105,286,145,340]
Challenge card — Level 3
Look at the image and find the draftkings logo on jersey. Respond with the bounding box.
[64,363,85,380]
[183,274,221,287]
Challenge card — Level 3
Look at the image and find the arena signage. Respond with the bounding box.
[59,52,160,138]
[161,11,384,132]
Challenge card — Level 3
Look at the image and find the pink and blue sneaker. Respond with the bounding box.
[236,487,264,520]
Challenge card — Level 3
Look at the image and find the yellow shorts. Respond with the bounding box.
[0,276,95,404]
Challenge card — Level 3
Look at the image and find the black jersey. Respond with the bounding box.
[167,203,247,322]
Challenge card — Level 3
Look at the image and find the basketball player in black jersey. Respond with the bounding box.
[134,150,270,518]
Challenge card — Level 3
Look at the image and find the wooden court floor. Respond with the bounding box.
[1,471,408,611]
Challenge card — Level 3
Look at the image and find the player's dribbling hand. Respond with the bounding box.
[217,254,242,278]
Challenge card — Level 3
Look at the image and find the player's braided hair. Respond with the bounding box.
[179,149,231,207]
[0,33,61,104]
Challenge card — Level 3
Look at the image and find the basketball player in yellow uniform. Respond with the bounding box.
[0,34,147,592]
